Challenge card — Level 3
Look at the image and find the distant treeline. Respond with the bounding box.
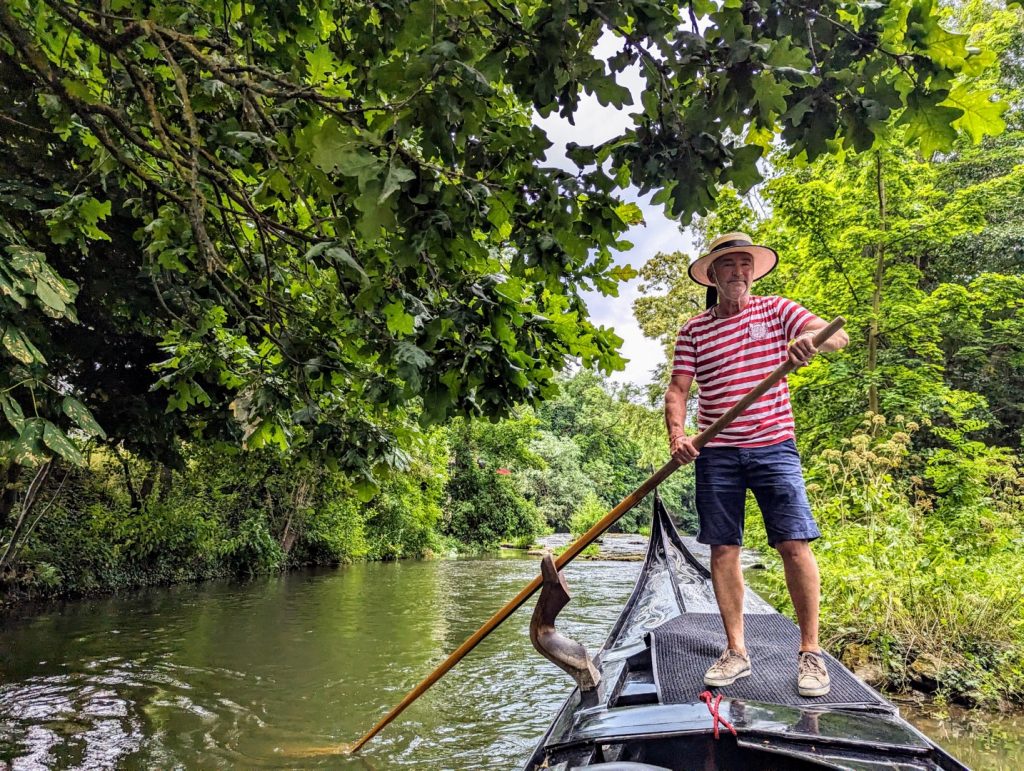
[0,369,691,600]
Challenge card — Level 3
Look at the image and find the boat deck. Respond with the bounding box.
[652,612,888,708]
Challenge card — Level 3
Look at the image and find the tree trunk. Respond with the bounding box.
[867,151,887,415]
[17,466,70,562]
[0,462,21,531]
[0,460,53,572]
[139,464,159,502]
[280,475,313,556]
[158,465,173,502]
[112,445,142,514]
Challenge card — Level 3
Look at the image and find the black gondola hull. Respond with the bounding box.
[523,494,968,771]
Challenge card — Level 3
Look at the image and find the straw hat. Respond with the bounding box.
[687,232,778,288]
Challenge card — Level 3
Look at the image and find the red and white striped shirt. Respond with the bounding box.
[672,295,819,448]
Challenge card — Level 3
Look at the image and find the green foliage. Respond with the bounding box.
[0,242,104,471]
[533,369,695,533]
[634,249,707,349]
[640,146,1024,456]
[445,468,544,549]
[359,429,449,559]
[2,367,686,596]
[517,431,593,531]
[569,491,607,537]
[923,392,1024,542]
[429,368,697,545]
[1,433,452,596]
[0,0,1004,489]
[442,416,545,548]
[434,369,694,542]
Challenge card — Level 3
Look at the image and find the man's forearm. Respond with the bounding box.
[816,328,849,354]
[665,387,688,439]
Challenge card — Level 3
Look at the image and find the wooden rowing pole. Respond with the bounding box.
[343,316,846,754]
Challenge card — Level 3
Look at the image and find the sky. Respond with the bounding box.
[532,34,697,390]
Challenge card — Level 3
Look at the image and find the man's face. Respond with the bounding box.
[709,252,754,302]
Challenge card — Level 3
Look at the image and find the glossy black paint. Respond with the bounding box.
[523,495,969,771]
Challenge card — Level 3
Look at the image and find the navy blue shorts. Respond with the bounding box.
[695,439,820,547]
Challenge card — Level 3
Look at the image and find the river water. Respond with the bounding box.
[1,549,1021,769]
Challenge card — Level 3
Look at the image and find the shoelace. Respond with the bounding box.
[713,650,743,671]
[699,691,737,739]
[799,652,827,678]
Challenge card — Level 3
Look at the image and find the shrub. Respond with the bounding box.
[569,491,607,536]
[746,413,1024,705]
[445,466,545,548]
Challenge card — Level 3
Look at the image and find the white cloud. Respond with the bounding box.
[582,188,696,389]
[532,33,697,389]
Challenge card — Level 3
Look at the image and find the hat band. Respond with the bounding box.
[708,238,753,254]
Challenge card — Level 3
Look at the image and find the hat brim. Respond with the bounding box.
[688,245,778,287]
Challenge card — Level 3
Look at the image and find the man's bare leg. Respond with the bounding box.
[710,544,746,653]
[775,539,820,651]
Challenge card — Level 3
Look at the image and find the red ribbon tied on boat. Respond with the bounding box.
[699,691,738,740]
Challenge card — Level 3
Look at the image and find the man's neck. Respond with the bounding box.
[713,294,751,319]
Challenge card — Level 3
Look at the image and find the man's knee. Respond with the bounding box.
[710,544,742,566]
[711,544,741,556]
[775,539,812,561]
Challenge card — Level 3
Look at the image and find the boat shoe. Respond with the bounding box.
[797,651,831,697]
[703,648,751,687]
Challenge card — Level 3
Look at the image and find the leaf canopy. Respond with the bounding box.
[0,0,1005,474]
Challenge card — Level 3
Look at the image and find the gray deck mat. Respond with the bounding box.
[651,613,890,709]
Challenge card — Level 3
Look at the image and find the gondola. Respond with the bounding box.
[523,493,968,770]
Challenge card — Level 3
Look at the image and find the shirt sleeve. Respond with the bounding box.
[671,325,696,377]
[775,296,820,340]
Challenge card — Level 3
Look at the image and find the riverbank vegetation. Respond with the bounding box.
[1,368,688,600]
[1,0,1021,713]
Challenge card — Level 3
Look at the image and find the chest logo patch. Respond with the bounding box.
[749,322,768,341]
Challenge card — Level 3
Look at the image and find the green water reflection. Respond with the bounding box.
[0,556,640,768]
[1,554,1020,768]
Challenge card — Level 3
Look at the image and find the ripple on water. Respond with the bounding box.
[0,656,269,769]
[0,678,145,770]
[10,725,60,771]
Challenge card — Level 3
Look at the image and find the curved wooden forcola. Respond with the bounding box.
[530,554,601,705]
[344,317,846,754]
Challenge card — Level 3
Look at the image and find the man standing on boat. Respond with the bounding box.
[664,232,849,698]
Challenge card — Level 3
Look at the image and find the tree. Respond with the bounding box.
[443,415,545,547]
[533,369,696,531]
[633,187,760,378]
[635,141,1023,452]
[517,430,593,531]
[0,0,1005,491]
